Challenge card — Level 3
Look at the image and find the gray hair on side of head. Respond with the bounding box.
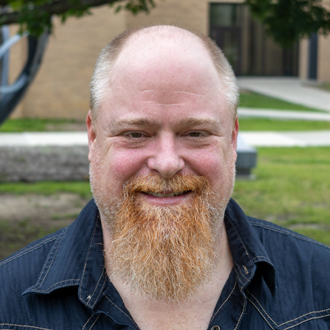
[197,32,239,119]
[89,25,239,123]
[89,28,138,123]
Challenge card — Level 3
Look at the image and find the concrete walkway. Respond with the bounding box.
[238,77,330,112]
[240,131,330,147]
[1,131,330,147]
[0,132,88,147]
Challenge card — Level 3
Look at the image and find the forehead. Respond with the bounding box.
[95,28,234,126]
[110,29,223,95]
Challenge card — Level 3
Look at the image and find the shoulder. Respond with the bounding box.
[0,199,97,284]
[241,217,330,327]
[0,228,63,275]
[0,228,65,317]
[226,198,330,261]
[249,216,330,255]
[248,217,330,299]
[0,199,98,323]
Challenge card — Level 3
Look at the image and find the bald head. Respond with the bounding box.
[90,25,238,121]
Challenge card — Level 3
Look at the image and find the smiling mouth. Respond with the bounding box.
[143,191,191,198]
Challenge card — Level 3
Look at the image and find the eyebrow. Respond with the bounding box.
[111,118,161,130]
[111,117,220,131]
[177,117,219,128]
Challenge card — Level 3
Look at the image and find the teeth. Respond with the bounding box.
[146,191,185,197]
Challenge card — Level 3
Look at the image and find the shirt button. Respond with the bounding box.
[211,326,220,330]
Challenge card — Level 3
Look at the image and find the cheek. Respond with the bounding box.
[103,149,149,183]
[187,144,235,186]
[187,149,222,179]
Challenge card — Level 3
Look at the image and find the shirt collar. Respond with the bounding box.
[23,199,108,309]
[225,198,276,295]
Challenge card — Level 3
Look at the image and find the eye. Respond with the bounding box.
[122,131,146,138]
[186,131,209,137]
[188,132,202,137]
[130,132,144,138]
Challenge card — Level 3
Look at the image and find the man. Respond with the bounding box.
[0,25,330,329]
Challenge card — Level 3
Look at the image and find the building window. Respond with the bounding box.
[209,3,299,77]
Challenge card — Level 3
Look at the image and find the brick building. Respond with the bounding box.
[9,0,330,120]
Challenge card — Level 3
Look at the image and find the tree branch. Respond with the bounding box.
[0,0,122,25]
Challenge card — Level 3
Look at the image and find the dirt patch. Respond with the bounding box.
[0,193,91,260]
[0,193,90,226]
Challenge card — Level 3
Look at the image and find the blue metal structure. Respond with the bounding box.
[0,26,49,125]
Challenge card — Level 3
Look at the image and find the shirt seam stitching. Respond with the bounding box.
[0,324,53,330]
[246,288,330,327]
[233,295,246,330]
[87,270,107,308]
[282,313,330,330]
[88,314,101,330]
[210,280,237,322]
[252,256,272,262]
[228,215,254,266]
[245,295,275,329]
[89,268,105,302]
[82,314,95,330]
[35,227,68,288]
[0,237,57,268]
[79,220,99,304]
[103,293,140,330]
[29,279,80,293]
[233,261,251,283]
[250,220,330,251]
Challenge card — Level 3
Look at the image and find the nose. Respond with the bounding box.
[147,134,185,179]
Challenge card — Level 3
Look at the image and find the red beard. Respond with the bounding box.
[105,173,224,302]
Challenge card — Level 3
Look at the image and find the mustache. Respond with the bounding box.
[123,173,210,196]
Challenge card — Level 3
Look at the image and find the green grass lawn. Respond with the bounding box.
[316,82,330,93]
[233,147,330,246]
[0,118,85,132]
[238,118,330,131]
[0,181,92,198]
[240,90,325,112]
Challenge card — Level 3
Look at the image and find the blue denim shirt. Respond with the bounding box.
[1,199,330,329]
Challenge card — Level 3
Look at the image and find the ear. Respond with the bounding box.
[86,110,96,162]
[231,115,239,161]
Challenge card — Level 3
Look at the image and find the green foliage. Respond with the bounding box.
[60,6,92,25]
[3,0,155,36]
[246,0,330,46]
[2,0,330,45]
[17,1,53,36]
[111,0,155,15]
